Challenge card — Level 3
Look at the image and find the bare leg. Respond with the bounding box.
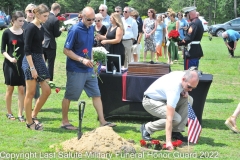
[6,85,14,115]
[151,51,154,61]
[143,51,147,62]
[17,86,25,117]
[92,96,116,127]
[230,103,240,126]
[25,80,36,124]
[163,46,167,59]
[133,54,138,62]
[32,80,51,118]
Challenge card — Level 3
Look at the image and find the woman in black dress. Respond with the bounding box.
[96,12,125,66]
[94,13,107,47]
[22,4,50,130]
[1,11,25,122]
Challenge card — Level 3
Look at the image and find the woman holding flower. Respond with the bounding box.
[1,11,25,122]
[22,4,51,131]
[166,12,179,64]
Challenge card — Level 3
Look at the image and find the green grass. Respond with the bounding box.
[0,31,240,160]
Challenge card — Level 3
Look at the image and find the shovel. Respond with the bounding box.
[78,101,85,140]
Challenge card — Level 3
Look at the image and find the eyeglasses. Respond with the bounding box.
[99,9,104,12]
[85,18,95,21]
[95,20,101,22]
[28,10,33,13]
[148,12,152,13]
[162,17,165,18]
[123,11,128,13]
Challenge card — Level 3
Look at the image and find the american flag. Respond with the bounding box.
[188,103,202,143]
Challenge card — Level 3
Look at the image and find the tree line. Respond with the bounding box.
[0,0,239,25]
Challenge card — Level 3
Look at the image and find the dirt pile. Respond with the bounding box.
[61,126,136,153]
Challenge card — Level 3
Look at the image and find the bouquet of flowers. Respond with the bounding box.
[83,47,108,83]
[168,30,180,42]
[168,30,180,47]
[140,139,182,151]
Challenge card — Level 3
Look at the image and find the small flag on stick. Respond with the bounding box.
[188,103,202,143]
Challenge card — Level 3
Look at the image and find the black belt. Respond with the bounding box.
[144,95,151,99]
[122,39,132,41]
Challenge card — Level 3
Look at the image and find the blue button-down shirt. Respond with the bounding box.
[102,14,111,29]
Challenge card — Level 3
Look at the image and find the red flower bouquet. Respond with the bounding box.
[140,139,182,151]
[168,30,180,42]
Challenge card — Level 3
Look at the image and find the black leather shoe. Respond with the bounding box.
[149,61,154,64]
[172,132,188,142]
[140,124,152,141]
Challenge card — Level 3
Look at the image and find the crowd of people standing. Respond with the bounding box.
[1,2,240,152]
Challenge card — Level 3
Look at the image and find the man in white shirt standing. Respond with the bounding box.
[121,7,138,68]
[99,4,110,29]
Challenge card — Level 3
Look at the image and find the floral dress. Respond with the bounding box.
[144,18,156,52]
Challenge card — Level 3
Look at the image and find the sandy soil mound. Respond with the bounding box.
[61,126,136,153]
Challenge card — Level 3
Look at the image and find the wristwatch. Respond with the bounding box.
[30,67,35,71]
[80,57,84,63]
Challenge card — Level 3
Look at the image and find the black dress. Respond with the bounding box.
[105,26,125,66]
[1,29,25,86]
[94,25,107,47]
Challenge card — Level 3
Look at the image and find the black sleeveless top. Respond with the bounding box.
[105,26,125,66]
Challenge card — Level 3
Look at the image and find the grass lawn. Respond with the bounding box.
[0,30,240,160]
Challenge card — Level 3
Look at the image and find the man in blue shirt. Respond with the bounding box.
[222,29,240,58]
[61,7,116,130]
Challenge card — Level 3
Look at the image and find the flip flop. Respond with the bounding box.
[60,124,78,130]
[102,122,117,127]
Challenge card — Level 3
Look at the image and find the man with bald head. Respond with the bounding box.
[140,70,199,150]
[178,7,204,70]
[61,7,116,130]
[222,29,240,58]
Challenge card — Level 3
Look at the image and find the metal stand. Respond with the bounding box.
[78,101,85,140]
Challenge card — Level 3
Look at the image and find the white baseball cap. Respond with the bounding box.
[182,6,197,13]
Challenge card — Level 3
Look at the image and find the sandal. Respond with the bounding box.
[26,122,43,131]
[18,116,25,122]
[6,113,16,120]
[32,117,41,125]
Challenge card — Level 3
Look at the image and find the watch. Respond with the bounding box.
[30,67,35,71]
[80,57,83,63]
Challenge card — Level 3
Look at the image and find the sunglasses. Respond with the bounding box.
[115,11,120,13]
[95,20,101,22]
[28,10,33,13]
[99,9,104,12]
[123,11,128,13]
[162,17,165,18]
[187,84,196,89]
[85,18,95,21]
[78,17,81,19]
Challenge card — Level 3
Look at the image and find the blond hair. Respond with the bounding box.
[25,3,36,11]
[111,12,124,35]
[51,3,61,11]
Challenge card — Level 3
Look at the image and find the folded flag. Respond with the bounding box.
[188,103,202,143]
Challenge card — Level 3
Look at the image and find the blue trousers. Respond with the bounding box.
[184,58,199,70]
